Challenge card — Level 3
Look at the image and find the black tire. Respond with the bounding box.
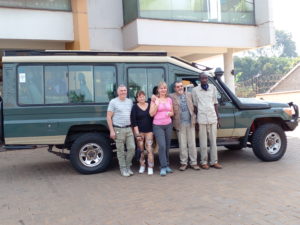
[70,133,112,174]
[224,144,243,150]
[252,124,287,162]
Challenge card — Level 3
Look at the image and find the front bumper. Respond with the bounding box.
[285,102,299,131]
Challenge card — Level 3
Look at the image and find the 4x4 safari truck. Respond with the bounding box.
[0,51,298,174]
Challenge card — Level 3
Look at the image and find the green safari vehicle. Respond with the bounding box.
[0,50,298,174]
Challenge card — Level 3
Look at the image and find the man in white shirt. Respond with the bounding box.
[192,72,222,169]
[107,85,135,177]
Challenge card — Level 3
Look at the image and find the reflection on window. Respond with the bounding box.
[45,66,68,104]
[94,66,116,103]
[69,66,94,103]
[128,68,164,100]
[18,65,43,105]
[124,0,255,25]
[0,0,71,11]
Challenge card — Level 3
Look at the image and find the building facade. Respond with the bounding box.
[0,0,275,91]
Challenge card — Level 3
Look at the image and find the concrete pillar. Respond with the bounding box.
[65,0,90,50]
[223,48,235,93]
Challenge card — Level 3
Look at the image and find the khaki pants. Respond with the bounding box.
[177,124,197,165]
[115,127,135,170]
[199,123,218,165]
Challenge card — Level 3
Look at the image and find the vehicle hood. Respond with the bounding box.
[239,98,289,108]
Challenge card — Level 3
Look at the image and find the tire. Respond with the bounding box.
[252,124,287,162]
[70,133,112,174]
[225,144,243,150]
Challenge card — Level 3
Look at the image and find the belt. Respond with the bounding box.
[113,124,131,128]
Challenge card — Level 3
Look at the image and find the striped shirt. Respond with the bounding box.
[107,97,133,127]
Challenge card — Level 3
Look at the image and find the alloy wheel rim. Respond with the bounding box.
[79,143,104,167]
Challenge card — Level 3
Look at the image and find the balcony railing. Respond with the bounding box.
[123,0,255,25]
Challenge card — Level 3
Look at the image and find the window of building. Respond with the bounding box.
[128,67,165,100]
[123,0,255,25]
[0,0,71,11]
[18,65,44,105]
[68,65,94,103]
[94,66,117,103]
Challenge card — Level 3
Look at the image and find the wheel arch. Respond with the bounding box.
[250,117,288,133]
[64,124,110,149]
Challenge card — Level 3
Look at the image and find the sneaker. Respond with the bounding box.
[160,168,167,176]
[210,163,222,169]
[127,168,134,175]
[120,169,130,177]
[190,164,200,170]
[148,167,153,175]
[166,167,173,173]
[139,166,145,174]
[179,164,187,171]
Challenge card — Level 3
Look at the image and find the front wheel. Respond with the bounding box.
[70,133,112,174]
[252,124,287,161]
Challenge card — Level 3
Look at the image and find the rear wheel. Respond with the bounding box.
[70,133,112,174]
[252,124,287,161]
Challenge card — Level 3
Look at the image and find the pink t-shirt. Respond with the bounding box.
[153,97,173,125]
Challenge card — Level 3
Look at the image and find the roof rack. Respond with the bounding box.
[3,50,168,57]
[171,56,212,71]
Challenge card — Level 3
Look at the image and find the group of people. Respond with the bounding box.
[106,72,222,177]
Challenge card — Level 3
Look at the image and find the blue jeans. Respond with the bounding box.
[153,123,173,168]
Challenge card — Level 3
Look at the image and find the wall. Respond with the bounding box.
[0,8,73,42]
[87,0,124,51]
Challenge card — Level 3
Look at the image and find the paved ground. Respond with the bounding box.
[0,127,299,225]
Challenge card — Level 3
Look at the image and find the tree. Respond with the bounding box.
[234,56,300,82]
[240,30,298,58]
[273,30,298,57]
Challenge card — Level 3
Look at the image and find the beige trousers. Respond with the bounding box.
[199,123,218,165]
[177,124,197,165]
[115,127,135,170]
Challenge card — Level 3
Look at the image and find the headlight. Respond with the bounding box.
[283,107,294,116]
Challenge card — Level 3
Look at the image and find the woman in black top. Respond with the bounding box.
[131,90,154,175]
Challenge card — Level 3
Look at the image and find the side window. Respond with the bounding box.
[18,65,44,104]
[176,75,230,103]
[128,67,164,99]
[68,65,94,103]
[94,66,116,103]
[208,79,227,102]
[45,66,68,104]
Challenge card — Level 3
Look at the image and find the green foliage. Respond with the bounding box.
[241,30,298,58]
[274,30,298,57]
[234,56,300,82]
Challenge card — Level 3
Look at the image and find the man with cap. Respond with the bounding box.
[192,72,222,169]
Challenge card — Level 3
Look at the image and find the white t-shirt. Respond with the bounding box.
[107,97,133,127]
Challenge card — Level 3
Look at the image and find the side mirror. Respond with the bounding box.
[214,68,224,80]
[218,95,226,106]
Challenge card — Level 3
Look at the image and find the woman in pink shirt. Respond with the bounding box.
[150,81,174,176]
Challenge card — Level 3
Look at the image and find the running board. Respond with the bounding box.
[1,145,37,151]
